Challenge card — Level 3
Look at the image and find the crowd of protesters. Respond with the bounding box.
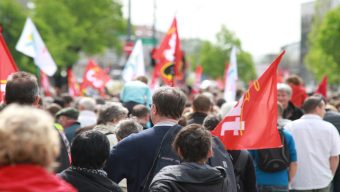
[0,71,339,192]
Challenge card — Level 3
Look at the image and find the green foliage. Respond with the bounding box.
[0,0,35,73]
[305,4,340,83]
[198,25,256,83]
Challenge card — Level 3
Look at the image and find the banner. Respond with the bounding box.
[122,39,145,81]
[81,60,111,95]
[224,47,238,102]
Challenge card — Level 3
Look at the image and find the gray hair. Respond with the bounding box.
[97,102,128,125]
[78,97,96,111]
[115,119,142,140]
[277,83,292,97]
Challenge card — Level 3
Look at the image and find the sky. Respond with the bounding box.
[122,0,313,57]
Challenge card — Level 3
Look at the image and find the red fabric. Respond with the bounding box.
[194,66,203,91]
[212,51,285,150]
[315,76,328,98]
[153,17,182,86]
[81,59,111,96]
[0,164,76,192]
[67,68,81,97]
[0,33,19,103]
[289,84,308,108]
[40,71,52,96]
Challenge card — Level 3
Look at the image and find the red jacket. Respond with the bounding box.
[0,164,76,192]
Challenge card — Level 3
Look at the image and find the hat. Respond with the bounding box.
[56,107,79,119]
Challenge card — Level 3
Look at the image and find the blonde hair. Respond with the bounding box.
[0,104,60,171]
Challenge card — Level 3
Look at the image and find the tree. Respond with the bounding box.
[198,25,256,83]
[305,3,340,83]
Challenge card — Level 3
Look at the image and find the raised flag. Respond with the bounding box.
[224,47,238,102]
[40,71,52,96]
[152,17,182,85]
[0,33,19,103]
[122,39,145,81]
[81,60,111,95]
[212,51,285,150]
[16,17,57,76]
[315,76,328,98]
[67,68,81,97]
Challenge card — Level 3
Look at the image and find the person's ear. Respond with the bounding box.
[207,148,213,158]
[176,148,184,159]
[151,104,157,115]
[33,96,41,107]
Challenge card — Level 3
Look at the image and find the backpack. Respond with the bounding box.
[256,129,290,172]
[234,150,249,191]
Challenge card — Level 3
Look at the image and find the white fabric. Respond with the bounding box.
[77,110,97,127]
[285,114,340,190]
[16,18,57,76]
[122,39,145,82]
[224,46,238,102]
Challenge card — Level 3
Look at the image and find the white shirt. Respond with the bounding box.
[285,114,340,190]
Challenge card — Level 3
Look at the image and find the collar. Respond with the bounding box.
[154,121,177,127]
[301,114,322,120]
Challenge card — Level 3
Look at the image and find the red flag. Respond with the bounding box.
[289,84,307,108]
[153,17,182,85]
[315,76,328,98]
[40,71,52,96]
[212,51,285,150]
[81,60,111,96]
[67,68,81,97]
[0,33,19,103]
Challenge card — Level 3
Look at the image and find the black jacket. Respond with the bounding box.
[149,163,228,192]
[59,167,122,192]
[283,102,303,121]
[187,112,208,125]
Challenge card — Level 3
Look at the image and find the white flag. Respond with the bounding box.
[122,39,145,81]
[224,46,238,102]
[16,18,57,76]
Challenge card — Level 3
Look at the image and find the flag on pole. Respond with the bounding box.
[212,51,285,150]
[224,47,238,102]
[81,60,111,96]
[0,33,19,103]
[16,17,57,76]
[40,71,52,96]
[315,76,328,98]
[67,68,81,97]
[122,39,145,81]
[152,17,182,85]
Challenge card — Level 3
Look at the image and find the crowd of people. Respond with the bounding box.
[0,71,339,192]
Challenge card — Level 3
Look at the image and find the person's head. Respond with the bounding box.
[192,94,213,113]
[131,104,150,126]
[135,76,148,84]
[203,115,221,131]
[97,102,128,125]
[56,107,79,128]
[151,87,187,123]
[302,96,326,117]
[172,124,212,164]
[61,93,74,108]
[115,119,142,141]
[0,104,59,171]
[71,130,110,169]
[285,75,303,86]
[78,97,96,112]
[5,72,40,106]
[277,83,292,108]
[46,103,62,116]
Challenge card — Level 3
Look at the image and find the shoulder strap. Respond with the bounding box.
[235,150,249,176]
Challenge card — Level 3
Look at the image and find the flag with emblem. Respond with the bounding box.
[152,17,182,85]
[81,60,111,96]
[16,17,57,76]
[0,32,19,103]
[212,51,285,150]
[122,39,145,81]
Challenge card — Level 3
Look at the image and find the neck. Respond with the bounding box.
[153,117,178,124]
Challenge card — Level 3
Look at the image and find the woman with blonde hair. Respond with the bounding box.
[0,105,76,192]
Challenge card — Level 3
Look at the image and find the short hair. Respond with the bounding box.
[0,104,59,171]
[203,115,221,131]
[78,97,96,111]
[131,104,150,118]
[61,93,74,106]
[216,98,226,108]
[115,119,142,140]
[285,75,303,86]
[46,103,62,116]
[302,96,324,114]
[71,130,110,169]
[172,124,212,162]
[97,102,128,125]
[136,76,148,84]
[152,87,187,119]
[277,83,292,97]
[5,72,39,105]
[192,94,212,113]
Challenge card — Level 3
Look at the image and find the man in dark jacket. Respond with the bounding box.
[105,87,237,192]
[149,124,228,192]
[59,130,121,192]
